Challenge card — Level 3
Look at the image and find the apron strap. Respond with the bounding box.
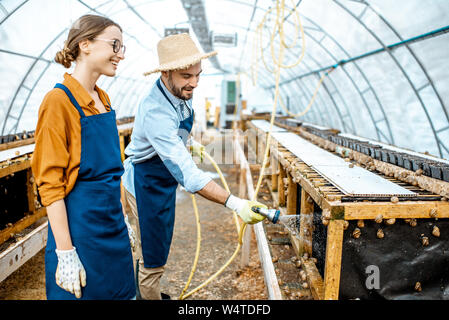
[54,83,86,118]
[99,89,113,110]
[156,78,177,112]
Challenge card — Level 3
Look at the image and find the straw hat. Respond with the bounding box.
[143,33,217,76]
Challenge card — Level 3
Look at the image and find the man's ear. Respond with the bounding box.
[161,70,169,79]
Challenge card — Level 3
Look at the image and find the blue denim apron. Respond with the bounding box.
[45,83,135,300]
[133,79,194,268]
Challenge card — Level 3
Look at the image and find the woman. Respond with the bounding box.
[31,14,136,300]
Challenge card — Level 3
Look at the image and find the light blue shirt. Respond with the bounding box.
[122,78,212,197]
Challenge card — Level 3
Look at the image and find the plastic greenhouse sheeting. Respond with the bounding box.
[0,0,448,159]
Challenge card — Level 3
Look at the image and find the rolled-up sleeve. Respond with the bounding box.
[31,93,70,206]
[142,102,211,193]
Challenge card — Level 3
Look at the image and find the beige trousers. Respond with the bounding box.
[124,188,165,300]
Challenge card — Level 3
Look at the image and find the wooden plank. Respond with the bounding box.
[301,257,325,300]
[0,207,47,245]
[0,138,34,152]
[119,135,125,162]
[299,188,314,256]
[234,133,283,300]
[239,167,251,267]
[286,172,297,215]
[271,172,278,192]
[343,201,449,220]
[278,165,286,207]
[323,219,344,300]
[0,159,31,179]
[0,220,48,283]
[26,168,36,215]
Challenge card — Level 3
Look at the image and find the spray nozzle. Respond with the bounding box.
[251,206,281,224]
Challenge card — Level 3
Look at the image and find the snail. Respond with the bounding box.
[390,196,399,204]
[343,220,349,230]
[409,219,417,227]
[374,214,383,224]
[421,236,429,246]
[385,218,396,225]
[429,209,437,219]
[414,282,422,292]
[377,229,384,239]
[357,220,365,228]
[352,228,361,239]
[432,226,440,237]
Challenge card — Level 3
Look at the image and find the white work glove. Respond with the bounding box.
[124,215,136,251]
[55,247,87,299]
[189,140,205,163]
[225,195,267,224]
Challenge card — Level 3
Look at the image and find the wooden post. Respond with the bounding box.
[299,189,314,255]
[323,219,344,300]
[239,167,251,267]
[286,172,297,215]
[119,135,125,162]
[278,165,286,207]
[26,168,36,215]
[271,156,279,192]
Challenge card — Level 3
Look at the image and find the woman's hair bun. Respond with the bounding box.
[55,47,74,68]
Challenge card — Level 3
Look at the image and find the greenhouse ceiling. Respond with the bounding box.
[1,0,448,158]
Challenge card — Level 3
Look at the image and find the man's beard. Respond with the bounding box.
[168,73,193,100]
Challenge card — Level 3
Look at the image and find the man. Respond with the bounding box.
[122,33,267,300]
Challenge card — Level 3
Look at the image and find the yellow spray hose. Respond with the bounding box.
[179,0,334,300]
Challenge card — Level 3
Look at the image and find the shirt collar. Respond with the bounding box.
[62,73,110,111]
[159,77,191,108]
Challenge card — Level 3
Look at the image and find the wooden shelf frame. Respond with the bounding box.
[246,119,449,300]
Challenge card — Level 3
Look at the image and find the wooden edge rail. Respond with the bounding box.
[0,158,31,179]
[265,176,325,300]
[274,120,449,199]
[267,133,449,220]
[0,207,47,246]
[0,220,48,283]
[233,132,283,300]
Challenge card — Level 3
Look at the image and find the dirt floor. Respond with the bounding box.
[0,163,268,300]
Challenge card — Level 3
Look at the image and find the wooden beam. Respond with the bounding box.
[234,133,283,300]
[26,168,36,215]
[343,200,449,220]
[323,219,344,300]
[239,167,251,267]
[278,165,286,207]
[0,138,34,152]
[0,220,48,283]
[299,188,314,256]
[0,159,31,179]
[0,207,47,245]
[119,135,125,162]
[286,172,297,215]
[301,257,325,300]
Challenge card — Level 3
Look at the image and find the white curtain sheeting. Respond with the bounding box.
[0,0,448,159]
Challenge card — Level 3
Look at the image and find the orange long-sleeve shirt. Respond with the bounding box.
[31,73,112,207]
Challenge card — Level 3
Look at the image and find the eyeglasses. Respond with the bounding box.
[94,38,126,54]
